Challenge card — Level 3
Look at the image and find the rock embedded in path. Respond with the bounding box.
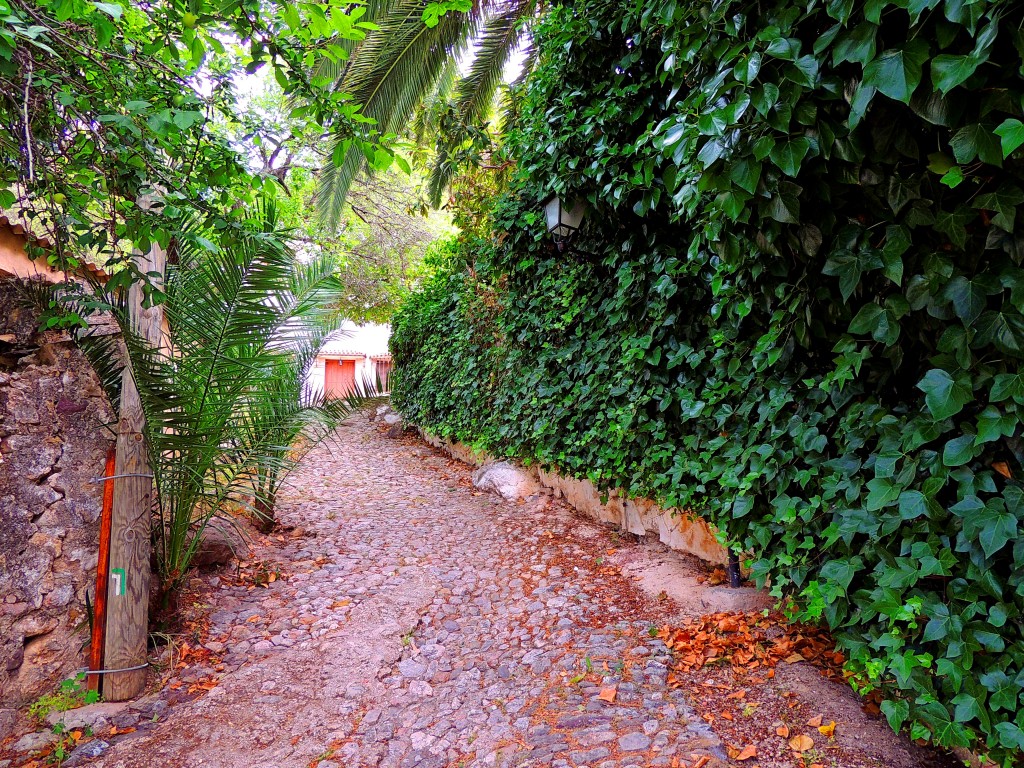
[191,522,248,568]
[472,461,540,501]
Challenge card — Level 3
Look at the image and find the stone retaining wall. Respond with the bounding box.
[419,430,729,566]
[0,280,113,724]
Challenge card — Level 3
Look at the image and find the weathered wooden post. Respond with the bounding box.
[103,205,166,701]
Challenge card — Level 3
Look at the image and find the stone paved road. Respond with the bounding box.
[89,418,726,768]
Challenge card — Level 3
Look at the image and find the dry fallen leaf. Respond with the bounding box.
[993,461,1012,478]
[735,745,758,761]
[691,757,711,768]
[725,690,747,700]
[720,711,734,721]
[776,725,790,738]
[818,720,837,739]
[807,715,823,727]
[789,734,815,752]
[597,685,617,703]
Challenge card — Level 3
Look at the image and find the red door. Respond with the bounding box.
[324,359,356,398]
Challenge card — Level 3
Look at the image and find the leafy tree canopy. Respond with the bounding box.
[0,0,392,285]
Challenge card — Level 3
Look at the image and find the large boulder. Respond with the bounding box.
[472,461,540,501]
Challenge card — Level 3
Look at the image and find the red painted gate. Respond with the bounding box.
[324,359,356,398]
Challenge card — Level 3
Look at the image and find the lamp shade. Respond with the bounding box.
[542,194,587,240]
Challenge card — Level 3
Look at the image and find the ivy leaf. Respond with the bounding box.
[976,406,1015,445]
[950,124,1003,167]
[833,22,877,67]
[917,369,972,420]
[943,276,987,324]
[942,434,975,467]
[880,699,909,733]
[995,722,1024,750]
[862,40,929,104]
[995,119,1024,158]
[974,310,1024,358]
[866,477,900,510]
[974,185,1024,232]
[770,136,811,177]
[931,54,982,94]
[963,500,1019,558]
[897,489,929,520]
[979,670,1022,712]
[930,20,996,94]
[940,166,965,188]
[990,372,1024,402]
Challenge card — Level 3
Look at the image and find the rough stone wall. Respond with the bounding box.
[0,280,113,715]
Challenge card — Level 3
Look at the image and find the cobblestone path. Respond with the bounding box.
[89,418,725,768]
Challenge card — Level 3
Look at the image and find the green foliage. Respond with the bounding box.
[28,673,100,722]
[0,0,384,277]
[315,0,536,222]
[62,205,376,594]
[392,0,1024,762]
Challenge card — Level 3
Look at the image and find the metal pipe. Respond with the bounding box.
[727,550,742,588]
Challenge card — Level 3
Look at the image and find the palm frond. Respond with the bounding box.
[452,2,533,126]
[316,0,481,226]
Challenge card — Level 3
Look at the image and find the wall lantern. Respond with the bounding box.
[542,194,587,251]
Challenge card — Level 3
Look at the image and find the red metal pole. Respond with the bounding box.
[88,447,116,694]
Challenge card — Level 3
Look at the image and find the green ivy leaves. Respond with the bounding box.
[863,40,929,103]
[393,0,1024,763]
[918,370,972,420]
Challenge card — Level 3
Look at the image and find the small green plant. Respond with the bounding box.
[49,723,92,767]
[29,674,100,767]
[28,673,99,723]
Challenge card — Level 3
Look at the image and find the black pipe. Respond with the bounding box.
[727,551,742,588]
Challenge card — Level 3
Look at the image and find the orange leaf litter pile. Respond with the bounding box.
[659,610,846,679]
[659,611,848,766]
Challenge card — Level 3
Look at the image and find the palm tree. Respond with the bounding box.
[316,0,541,227]
[66,204,380,598]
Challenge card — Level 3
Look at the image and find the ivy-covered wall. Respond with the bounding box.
[391,0,1024,762]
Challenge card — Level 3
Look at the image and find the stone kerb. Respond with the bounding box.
[419,429,728,566]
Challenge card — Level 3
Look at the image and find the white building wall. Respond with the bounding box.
[308,321,391,397]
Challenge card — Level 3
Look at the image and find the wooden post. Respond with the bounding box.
[103,228,166,701]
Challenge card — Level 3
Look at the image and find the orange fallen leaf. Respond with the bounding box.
[776,725,790,738]
[789,734,814,752]
[725,690,747,700]
[807,715,823,727]
[720,711,734,721]
[735,745,758,761]
[993,461,1012,478]
[597,686,617,703]
[70,730,83,742]
[690,757,710,768]
[818,721,836,738]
